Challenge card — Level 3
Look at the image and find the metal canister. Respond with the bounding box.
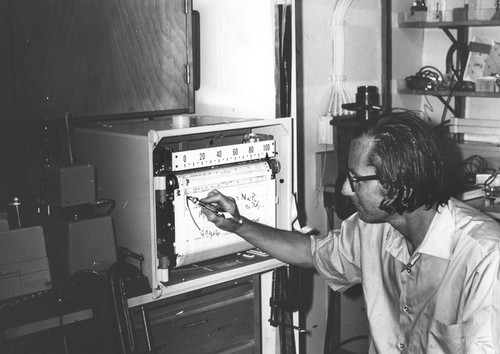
[7,197,22,229]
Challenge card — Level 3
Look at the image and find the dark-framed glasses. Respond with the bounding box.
[346,170,379,191]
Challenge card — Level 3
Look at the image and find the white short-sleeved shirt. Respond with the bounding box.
[311,198,500,353]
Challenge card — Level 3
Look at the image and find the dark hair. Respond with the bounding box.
[352,111,450,214]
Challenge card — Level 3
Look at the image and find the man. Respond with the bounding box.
[200,112,500,353]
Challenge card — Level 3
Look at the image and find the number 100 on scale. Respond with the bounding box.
[172,140,276,171]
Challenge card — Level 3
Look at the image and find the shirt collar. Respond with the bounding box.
[417,203,453,260]
[385,203,453,263]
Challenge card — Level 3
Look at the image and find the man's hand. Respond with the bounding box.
[200,190,243,232]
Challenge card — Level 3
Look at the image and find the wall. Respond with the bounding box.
[298,0,380,352]
[299,0,381,232]
[193,0,279,118]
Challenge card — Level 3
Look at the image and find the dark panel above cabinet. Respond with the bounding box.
[9,0,194,122]
[0,0,14,121]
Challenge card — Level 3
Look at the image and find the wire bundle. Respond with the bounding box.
[328,0,355,116]
[464,155,489,182]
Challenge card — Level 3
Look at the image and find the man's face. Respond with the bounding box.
[341,137,392,223]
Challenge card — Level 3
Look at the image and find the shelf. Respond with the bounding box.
[448,139,500,152]
[399,19,500,28]
[397,80,500,98]
[398,10,500,28]
[398,88,500,98]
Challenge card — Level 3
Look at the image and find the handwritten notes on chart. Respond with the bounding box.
[173,161,277,267]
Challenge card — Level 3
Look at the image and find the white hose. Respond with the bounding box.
[328,0,354,116]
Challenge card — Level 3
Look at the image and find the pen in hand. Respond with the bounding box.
[187,196,232,218]
[187,196,244,224]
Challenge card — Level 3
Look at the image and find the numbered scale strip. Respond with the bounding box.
[171,140,276,171]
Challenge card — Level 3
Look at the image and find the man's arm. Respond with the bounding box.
[200,190,314,268]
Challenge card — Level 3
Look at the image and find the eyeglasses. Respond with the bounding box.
[346,169,379,191]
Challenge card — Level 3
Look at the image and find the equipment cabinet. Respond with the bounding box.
[2,0,195,122]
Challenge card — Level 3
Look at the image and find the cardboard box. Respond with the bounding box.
[0,226,51,300]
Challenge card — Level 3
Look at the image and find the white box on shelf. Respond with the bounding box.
[468,0,497,20]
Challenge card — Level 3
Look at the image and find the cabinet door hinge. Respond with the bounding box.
[185,64,191,84]
[184,0,188,14]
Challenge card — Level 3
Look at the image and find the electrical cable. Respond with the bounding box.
[109,262,151,353]
[464,155,488,176]
[418,65,444,89]
[463,155,492,187]
[441,48,456,123]
[441,40,471,123]
[484,171,500,200]
[405,65,444,91]
[316,143,332,208]
[64,112,74,165]
[91,198,116,216]
[440,86,455,124]
[423,94,436,119]
[445,41,468,84]
[186,195,202,231]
